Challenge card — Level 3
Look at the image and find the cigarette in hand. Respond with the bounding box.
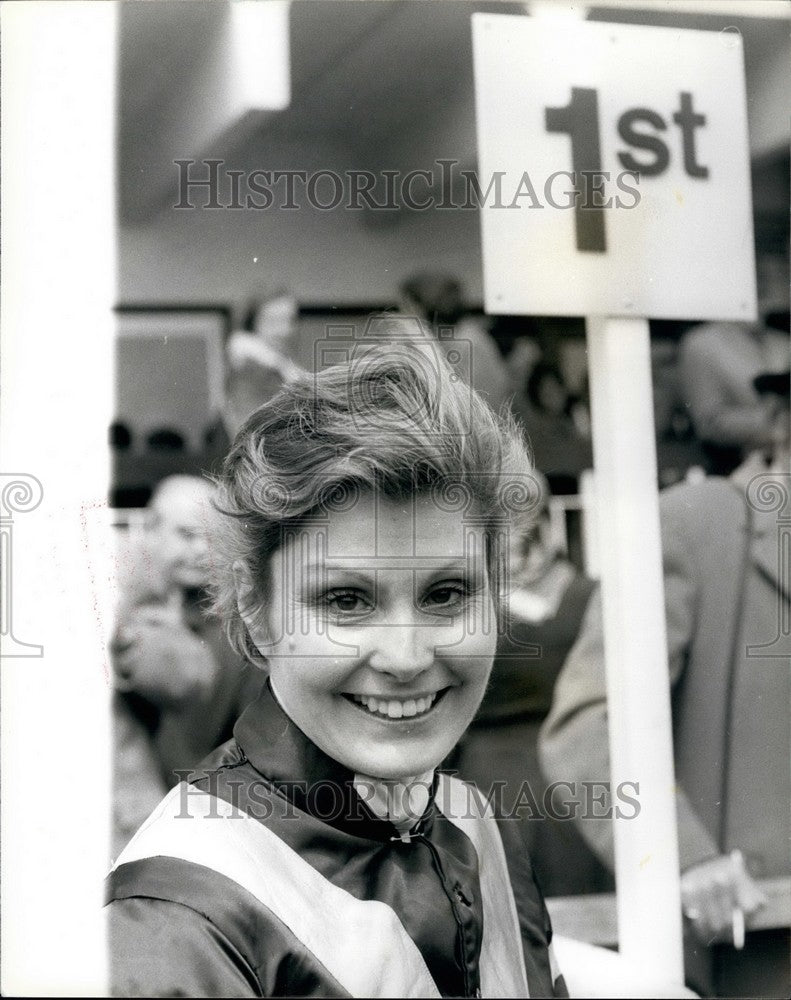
[732,907,745,950]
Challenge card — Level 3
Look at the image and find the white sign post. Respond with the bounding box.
[472,13,756,985]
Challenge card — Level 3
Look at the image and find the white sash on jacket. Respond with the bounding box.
[437,774,531,999]
[113,776,531,998]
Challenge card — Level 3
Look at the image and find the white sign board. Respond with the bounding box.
[472,15,757,320]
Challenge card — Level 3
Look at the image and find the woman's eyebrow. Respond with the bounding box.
[301,561,376,578]
[303,559,473,574]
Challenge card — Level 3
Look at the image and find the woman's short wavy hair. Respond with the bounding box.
[210,319,538,664]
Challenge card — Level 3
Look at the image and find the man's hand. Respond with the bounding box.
[111,604,218,706]
[681,850,766,946]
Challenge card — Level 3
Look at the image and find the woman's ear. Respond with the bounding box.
[232,560,270,654]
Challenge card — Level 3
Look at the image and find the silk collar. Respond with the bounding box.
[233,681,437,841]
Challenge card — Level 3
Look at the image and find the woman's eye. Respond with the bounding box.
[423,585,467,612]
[324,590,372,617]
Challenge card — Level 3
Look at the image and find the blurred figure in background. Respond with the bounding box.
[510,359,593,495]
[678,254,789,475]
[453,475,609,898]
[399,270,510,411]
[111,475,261,855]
[223,291,303,438]
[539,374,791,997]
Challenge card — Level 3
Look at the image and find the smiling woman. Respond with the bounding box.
[255,490,496,783]
[105,323,567,999]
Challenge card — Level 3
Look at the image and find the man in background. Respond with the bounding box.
[111,475,261,855]
[538,375,790,997]
[678,254,789,475]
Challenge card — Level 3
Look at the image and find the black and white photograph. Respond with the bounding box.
[1,1,789,997]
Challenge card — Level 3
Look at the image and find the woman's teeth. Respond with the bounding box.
[351,692,439,719]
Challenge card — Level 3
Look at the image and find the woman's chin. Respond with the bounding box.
[334,742,450,782]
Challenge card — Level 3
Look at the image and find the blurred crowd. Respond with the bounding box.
[110,262,789,998]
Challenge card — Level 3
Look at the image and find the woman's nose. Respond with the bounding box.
[367,621,435,681]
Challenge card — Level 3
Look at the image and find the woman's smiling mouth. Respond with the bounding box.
[343,690,448,720]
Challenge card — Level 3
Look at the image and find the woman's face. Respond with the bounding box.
[246,489,497,780]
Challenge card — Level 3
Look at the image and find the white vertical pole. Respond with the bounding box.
[586,316,684,982]
[1,2,115,995]
[579,468,600,580]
